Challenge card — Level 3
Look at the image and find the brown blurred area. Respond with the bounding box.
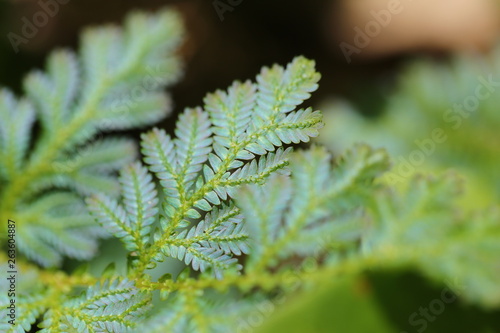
[332,0,500,60]
[0,0,499,128]
[1,0,342,132]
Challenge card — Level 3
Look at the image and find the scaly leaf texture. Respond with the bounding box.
[14,142,499,332]
[189,147,497,333]
[241,145,500,310]
[237,144,390,272]
[132,145,390,333]
[0,8,183,267]
[0,294,48,333]
[88,56,323,278]
[39,279,151,333]
[132,291,263,333]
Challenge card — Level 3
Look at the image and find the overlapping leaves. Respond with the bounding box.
[88,56,324,277]
[39,279,151,333]
[0,9,183,266]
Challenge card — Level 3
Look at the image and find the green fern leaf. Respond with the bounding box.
[39,279,151,333]
[88,56,323,277]
[237,144,390,271]
[365,174,500,306]
[0,8,183,267]
[87,162,158,253]
[0,91,35,180]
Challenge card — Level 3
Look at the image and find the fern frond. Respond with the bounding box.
[140,128,179,220]
[0,91,35,180]
[132,292,257,333]
[0,294,48,333]
[159,205,247,279]
[318,48,500,205]
[53,138,136,175]
[237,144,500,309]
[86,195,136,254]
[237,145,389,271]
[365,174,500,306]
[255,57,319,119]
[0,258,48,332]
[204,80,256,161]
[16,193,103,266]
[23,50,79,132]
[120,163,159,249]
[0,8,183,267]
[39,279,151,333]
[3,8,500,330]
[174,108,213,186]
[88,56,323,277]
[87,162,158,253]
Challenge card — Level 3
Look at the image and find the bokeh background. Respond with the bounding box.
[2,0,498,123]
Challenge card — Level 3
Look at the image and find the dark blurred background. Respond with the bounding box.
[2,0,497,130]
[0,0,386,119]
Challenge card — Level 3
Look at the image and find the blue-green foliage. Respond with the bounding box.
[39,279,151,333]
[0,294,47,333]
[0,259,45,333]
[237,145,389,271]
[3,7,500,333]
[0,9,183,267]
[364,174,500,306]
[0,93,34,179]
[317,48,500,205]
[87,56,324,279]
[88,162,158,254]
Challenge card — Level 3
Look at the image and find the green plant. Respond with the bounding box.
[317,49,500,208]
[0,8,182,267]
[1,8,500,333]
